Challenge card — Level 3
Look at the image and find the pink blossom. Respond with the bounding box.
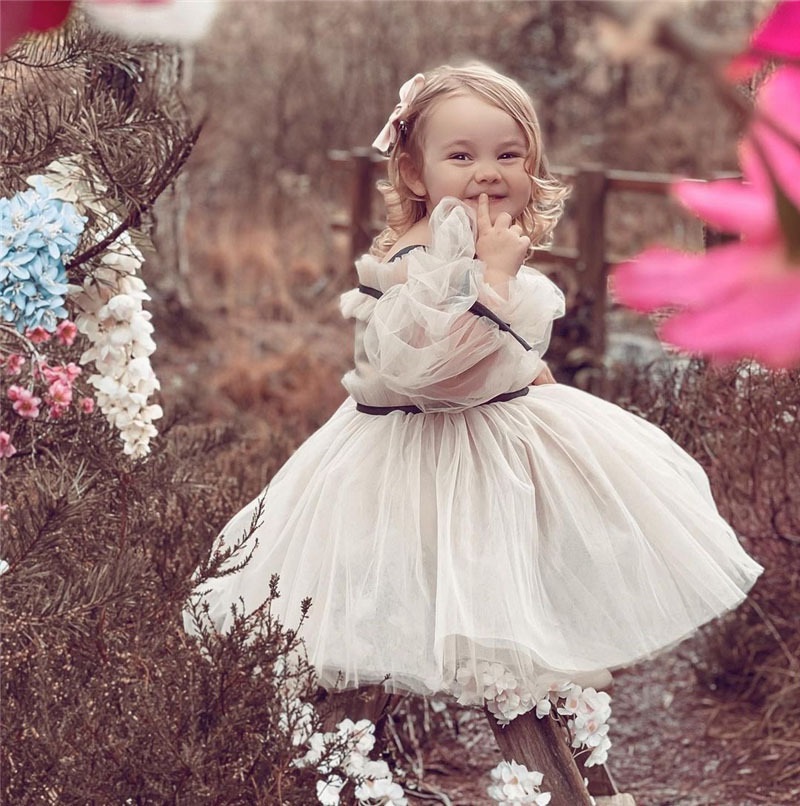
[48,404,67,420]
[0,504,8,522]
[47,380,73,407]
[613,66,800,368]
[2,354,25,376]
[7,385,24,402]
[79,397,95,414]
[0,432,16,459]
[11,387,41,419]
[41,362,81,385]
[55,320,78,346]
[727,1,800,81]
[26,326,51,345]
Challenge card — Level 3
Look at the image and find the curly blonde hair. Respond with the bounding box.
[371,63,569,259]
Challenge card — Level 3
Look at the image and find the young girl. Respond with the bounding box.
[190,62,761,732]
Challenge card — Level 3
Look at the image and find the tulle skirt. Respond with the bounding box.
[189,384,762,698]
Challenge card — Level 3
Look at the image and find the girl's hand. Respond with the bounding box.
[532,363,557,385]
[475,193,530,283]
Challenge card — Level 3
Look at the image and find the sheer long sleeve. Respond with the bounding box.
[343,199,565,413]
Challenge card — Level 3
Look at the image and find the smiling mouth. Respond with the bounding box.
[466,195,506,202]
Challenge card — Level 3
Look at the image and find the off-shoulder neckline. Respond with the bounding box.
[386,244,426,263]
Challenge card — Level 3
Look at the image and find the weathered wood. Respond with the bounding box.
[575,166,610,357]
[486,709,593,805]
[349,147,378,263]
[320,685,397,732]
[580,756,620,797]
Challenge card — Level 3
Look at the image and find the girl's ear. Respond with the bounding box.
[399,153,426,198]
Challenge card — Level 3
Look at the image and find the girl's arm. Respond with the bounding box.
[532,363,557,385]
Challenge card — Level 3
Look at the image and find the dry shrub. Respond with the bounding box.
[213,341,347,433]
[0,410,326,804]
[600,359,800,782]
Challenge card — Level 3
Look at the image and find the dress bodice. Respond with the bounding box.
[339,199,565,413]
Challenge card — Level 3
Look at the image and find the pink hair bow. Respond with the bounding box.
[372,73,426,154]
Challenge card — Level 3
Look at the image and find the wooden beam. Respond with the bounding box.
[486,710,593,805]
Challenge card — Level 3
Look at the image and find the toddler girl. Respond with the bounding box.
[190,63,761,737]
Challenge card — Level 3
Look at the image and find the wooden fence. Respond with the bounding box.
[328,149,718,372]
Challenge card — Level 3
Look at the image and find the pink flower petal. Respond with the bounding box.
[749,68,800,209]
[673,179,775,240]
[661,275,800,368]
[612,243,770,311]
[727,1,800,79]
[751,0,800,60]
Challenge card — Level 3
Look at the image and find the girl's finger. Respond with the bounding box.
[476,194,492,232]
[495,211,513,229]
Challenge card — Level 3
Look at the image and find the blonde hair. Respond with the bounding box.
[371,63,569,259]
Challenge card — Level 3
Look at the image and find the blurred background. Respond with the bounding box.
[150,0,760,434]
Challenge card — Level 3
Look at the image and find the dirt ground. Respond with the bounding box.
[408,632,799,806]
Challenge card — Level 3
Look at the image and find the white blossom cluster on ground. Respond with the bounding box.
[291,714,407,805]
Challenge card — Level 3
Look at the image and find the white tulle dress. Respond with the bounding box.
[189,199,762,700]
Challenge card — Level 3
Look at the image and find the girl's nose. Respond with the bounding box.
[474,161,501,183]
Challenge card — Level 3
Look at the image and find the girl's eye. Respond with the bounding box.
[449,153,470,161]
[499,152,523,160]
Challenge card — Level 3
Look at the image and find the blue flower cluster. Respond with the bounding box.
[0,177,86,334]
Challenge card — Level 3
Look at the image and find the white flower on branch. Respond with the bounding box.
[487,760,552,805]
[27,161,163,458]
[294,715,407,805]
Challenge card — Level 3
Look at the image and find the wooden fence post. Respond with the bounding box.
[574,166,609,357]
[349,147,377,263]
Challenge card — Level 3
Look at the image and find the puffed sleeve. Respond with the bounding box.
[361,199,564,412]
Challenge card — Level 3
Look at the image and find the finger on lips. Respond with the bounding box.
[477,193,492,229]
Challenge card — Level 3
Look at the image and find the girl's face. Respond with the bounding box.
[403,92,533,223]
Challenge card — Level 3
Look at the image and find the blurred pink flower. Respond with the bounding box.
[0,432,16,459]
[3,355,25,376]
[9,387,41,419]
[613,66,800,368]
[55,320,78,347]
[1,0,217,55]
[80,396,96,414]
[0,504,9,522]
[0,0,72,54]
[727,0,800,81]
[26,326,51,345]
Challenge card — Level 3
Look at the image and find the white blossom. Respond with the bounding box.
[294,715,407,805]
[27,160,162,458]
[354,774,407,805]
[452,661,535,725]
[317,775,345,805]
[487,760,552,805]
